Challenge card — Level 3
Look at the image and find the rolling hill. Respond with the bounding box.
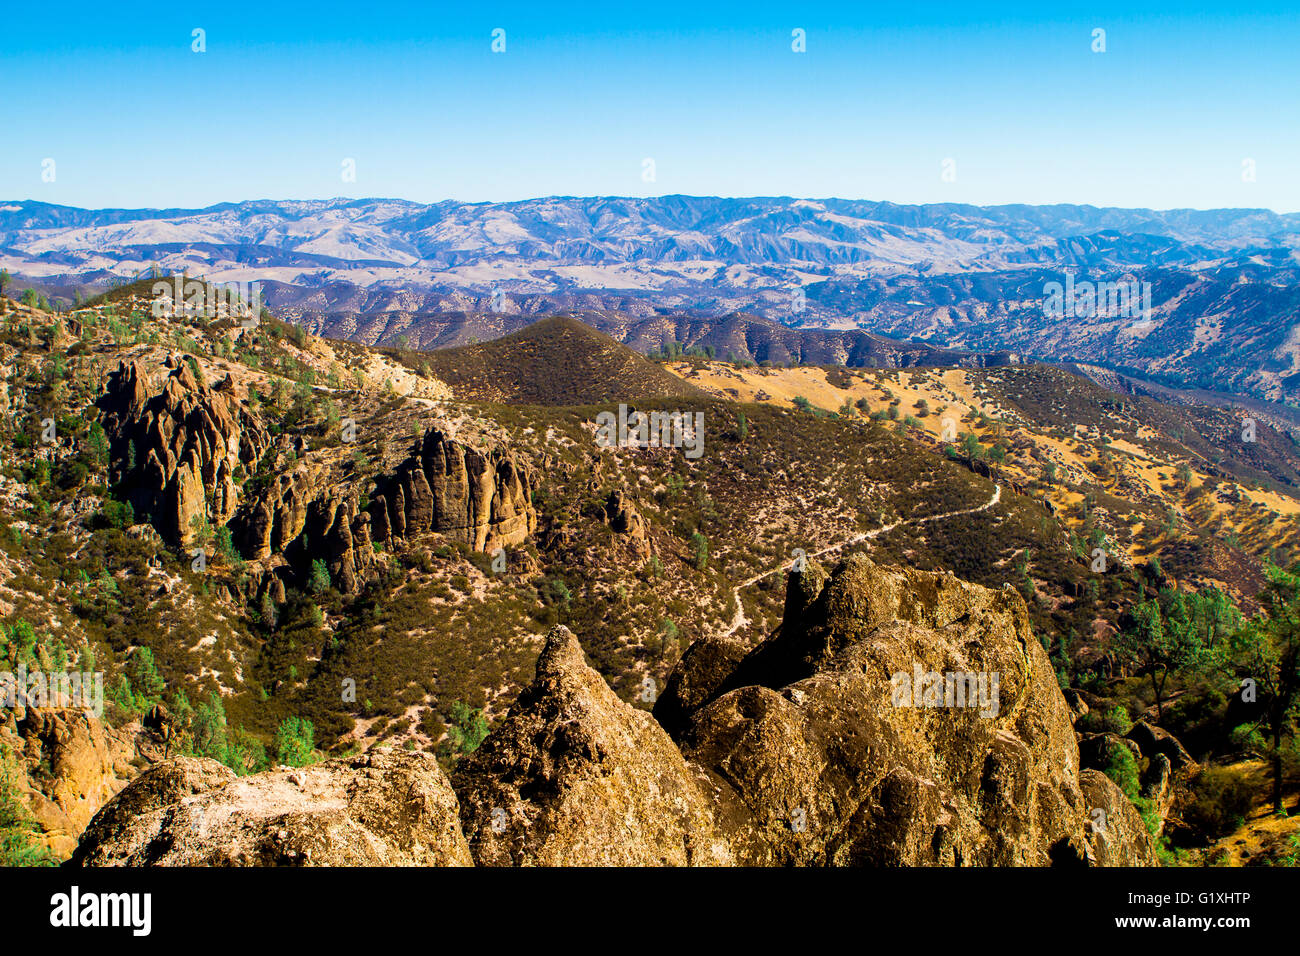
[412,316,709,405]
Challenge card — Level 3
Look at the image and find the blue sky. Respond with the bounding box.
[3,1,1298,211]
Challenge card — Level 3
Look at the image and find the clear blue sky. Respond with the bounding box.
[3,1,1298,211]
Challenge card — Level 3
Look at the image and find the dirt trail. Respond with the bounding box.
[720,484,1002,639]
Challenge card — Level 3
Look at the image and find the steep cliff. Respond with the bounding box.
[370,428,536,553]
[1,708,138,859]
[98,356,271,546]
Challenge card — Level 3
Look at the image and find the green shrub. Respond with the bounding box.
[275,716,316,767]
[446,701,488,755]
[0,746,55,866]
[1102,739,1142,803]
[1183,766,1255,840]
[1078,704,1132,736]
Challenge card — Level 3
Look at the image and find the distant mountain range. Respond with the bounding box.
[4,196,1300,403]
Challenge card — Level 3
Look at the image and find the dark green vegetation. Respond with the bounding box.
[411,316,708,405]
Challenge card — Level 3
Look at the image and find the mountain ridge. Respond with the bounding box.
[6,195,1300,405]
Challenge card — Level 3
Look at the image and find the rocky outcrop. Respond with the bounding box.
[98,356,270,546]
[70,557,1158,867]
[371,428,536,553]
[455,555,1149,867]
[0,709,137,859]
[1077,732,1143,773]
[228,427,535,596]
[669,554,1093,865]
[653,636,748,738]
[235,463,319,561]
[454,626,733,866]
[601,489,651,557]
[1080,769,1159,866]
[1126,721,1198,778]
[71,750,472,866]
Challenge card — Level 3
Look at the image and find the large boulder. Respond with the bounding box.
[667,554,1100,865]
[453,626,733,866]
[1126,721,1199,777]
[71,750,472,866]
[653,636,748,738]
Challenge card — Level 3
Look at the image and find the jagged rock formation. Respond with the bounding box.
[661,554,1097,865]
[454,626,733,866]
[370,428,535,553]
[602,489,643,536]
[599,489,651,558]
[71,557,1159,867]
[0,709,137,859]
[98,356,270,546]
[235,464,320,561]
[70,750,472,866]
[225,426,536,596]
[237,472,379,596]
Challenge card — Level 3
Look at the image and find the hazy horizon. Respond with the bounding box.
[7,194,1300,216]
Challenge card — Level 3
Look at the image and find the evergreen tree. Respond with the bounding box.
[690,531,709,571]
[130,648,165,703]
[1233,562,1300,815]
[275,716,315,767]
[309,559,331,594]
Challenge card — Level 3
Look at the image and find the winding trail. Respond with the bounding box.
[719,484,1002,639]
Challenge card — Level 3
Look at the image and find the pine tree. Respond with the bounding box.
[1233,562,1300,815]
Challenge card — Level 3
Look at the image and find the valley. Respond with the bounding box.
[0,274,1297,868]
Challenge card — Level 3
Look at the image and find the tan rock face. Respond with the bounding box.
[453,626,734,866]
[1,709,137,859]
[601,489,651,558]
[99,357,270,546]
[669,554,1109,866]
[1079,769,1159,866]
[70,750,472,867]
[372,428,536,553]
